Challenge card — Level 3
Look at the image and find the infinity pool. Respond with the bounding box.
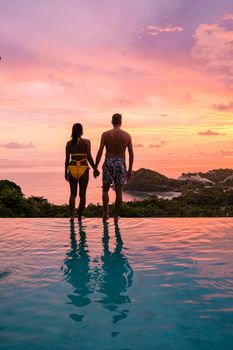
[1,218,233,350]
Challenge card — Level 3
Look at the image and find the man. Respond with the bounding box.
[95,113,134,224]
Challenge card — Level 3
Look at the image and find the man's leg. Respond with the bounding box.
[102,183,110,222]
[114,184,123,224]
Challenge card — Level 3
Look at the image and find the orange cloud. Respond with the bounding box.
[149,141,167,148]
[220,150,233,156]
[134,144,144,148]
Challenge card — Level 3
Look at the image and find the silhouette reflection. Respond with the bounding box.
[63,222,133,324]
[99,223,133,324]
[63,222,92,322]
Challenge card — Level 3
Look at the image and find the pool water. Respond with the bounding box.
[1,218,233,350]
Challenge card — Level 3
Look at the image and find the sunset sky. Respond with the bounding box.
[0,0,233,174]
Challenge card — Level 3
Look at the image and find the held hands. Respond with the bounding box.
[126,169,132,180]
[93,168,100,178]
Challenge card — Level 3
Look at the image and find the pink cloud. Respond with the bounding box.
[222,14,233,21]
[213,101,233,111]
[0,142,36,149]
[112,96,133,107]
[134,143,144,148]
[191,20,233,85]
[138,24,183,38]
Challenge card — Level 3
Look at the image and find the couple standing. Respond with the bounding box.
[65,114,134,224]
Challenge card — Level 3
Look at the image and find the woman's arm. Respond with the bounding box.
[95,133,105,169]
[86,140,96,170]
[65,142,70,181]
[86,140,100,177]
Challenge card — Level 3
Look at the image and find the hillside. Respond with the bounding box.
[124,168,233,193]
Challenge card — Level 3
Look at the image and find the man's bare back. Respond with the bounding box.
[95,113,134,224]
[102,128,131,160]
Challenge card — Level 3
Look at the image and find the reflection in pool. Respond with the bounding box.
[63,223,133,324]
[1,218,233,349]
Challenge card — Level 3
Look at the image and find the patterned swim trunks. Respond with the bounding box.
[103,157,127,186]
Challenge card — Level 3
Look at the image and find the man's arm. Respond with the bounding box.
[65,142,70,181]
[127,136,134,179]
[95,133,105,169]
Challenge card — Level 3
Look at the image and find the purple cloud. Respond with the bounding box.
[198,130,226,136]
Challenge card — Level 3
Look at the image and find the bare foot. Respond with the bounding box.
[102,214,109,223]
[114,215,119,225]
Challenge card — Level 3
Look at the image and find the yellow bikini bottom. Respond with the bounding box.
[68,161,89,180]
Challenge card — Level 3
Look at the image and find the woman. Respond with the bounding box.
[65,123,99,222]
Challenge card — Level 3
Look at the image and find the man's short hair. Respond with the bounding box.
[112,113,122,125]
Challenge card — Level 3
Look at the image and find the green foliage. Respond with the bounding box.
[1,177,233,218]
[124,168,233,193]
[124,168,180,191]
[0,180,22,193]
[0,180,70,218]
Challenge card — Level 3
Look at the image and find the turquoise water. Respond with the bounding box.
[1,219,233,350]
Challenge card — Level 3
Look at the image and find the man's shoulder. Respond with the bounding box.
[102,130,112,137]
[120,129,131,139]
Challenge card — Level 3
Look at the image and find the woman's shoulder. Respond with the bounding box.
[81,138,91,145]
[66,140,72,148]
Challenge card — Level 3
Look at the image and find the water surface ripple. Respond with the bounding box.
[1,218,233,350]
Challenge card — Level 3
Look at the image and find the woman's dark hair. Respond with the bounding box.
[71,123,83,145]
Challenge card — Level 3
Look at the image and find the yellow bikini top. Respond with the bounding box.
[71,153,87,163]
[70,138,87,162]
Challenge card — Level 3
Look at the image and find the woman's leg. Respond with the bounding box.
[78,170,89,222]
[69,175,78,221]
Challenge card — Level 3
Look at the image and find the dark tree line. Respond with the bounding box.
[1,179,233,218]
